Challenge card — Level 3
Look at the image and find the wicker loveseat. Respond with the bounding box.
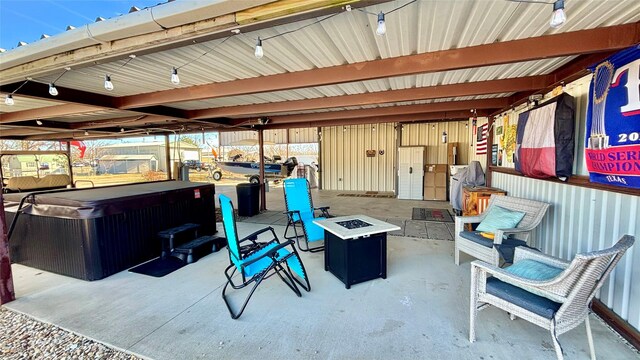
[454,195,550,266]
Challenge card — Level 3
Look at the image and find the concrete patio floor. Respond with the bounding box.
[4,184,638,359]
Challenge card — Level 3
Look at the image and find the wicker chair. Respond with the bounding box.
[454,195,550,266]
[469,235,635,360]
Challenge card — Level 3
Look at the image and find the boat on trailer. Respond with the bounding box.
[210,156,298,183]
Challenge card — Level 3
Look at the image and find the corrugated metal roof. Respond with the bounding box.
[0,96,61,113]
[2,0,639,137]
[30,0,640,100]
[46,109,139,123]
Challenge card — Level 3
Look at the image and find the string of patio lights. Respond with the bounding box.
[4,0,567,106]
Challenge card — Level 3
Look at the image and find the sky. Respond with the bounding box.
[0,0,165,50]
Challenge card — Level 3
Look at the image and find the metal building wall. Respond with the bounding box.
[321,123,396,192]
[288,128,318,144]
[220,129,316,145]
[401,120,471,164]
[492,172,640,331]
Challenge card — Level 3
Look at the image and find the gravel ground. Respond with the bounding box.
[0,308,143,360]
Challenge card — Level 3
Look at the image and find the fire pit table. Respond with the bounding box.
[313,215,400,289]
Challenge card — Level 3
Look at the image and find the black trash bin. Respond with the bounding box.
[236,183,260,217]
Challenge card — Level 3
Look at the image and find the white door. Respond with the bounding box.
[398,147,424,200]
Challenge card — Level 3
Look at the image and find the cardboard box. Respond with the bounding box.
[424,187,447,201]
[424,164,448,187]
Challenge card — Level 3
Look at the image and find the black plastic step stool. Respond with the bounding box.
[158,223,200,259]
[172,235,226,264]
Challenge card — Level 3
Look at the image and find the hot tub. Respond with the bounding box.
[4,181,216,280]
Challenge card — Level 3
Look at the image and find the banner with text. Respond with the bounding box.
[585,46,640,189]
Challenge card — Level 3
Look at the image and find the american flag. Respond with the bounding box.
[476,123,488,155]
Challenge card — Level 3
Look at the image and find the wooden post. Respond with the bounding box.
[258,129,266,211]
[0,194,15,304]
[165,134,172,180]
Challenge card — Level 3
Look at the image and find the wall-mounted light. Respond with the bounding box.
[442,131,448,144]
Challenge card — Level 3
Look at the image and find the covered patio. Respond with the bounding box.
[1,0,640,359]
[4,186,638,359]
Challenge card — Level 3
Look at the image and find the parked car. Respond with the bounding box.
[182,160,206,171]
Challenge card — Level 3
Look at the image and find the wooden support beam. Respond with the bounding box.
[234,98,508,126]
[121,23,640,109]
[196,76,547,120]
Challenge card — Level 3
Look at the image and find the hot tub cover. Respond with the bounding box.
[4,181,214,220]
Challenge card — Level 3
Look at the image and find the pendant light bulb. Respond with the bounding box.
[49,83,58,96]
[255,37,264,59]
[171,67,180,85]
[5,94,14,106]
[104,75,114,91]
[376,12,386,36]
[550,0,566,29]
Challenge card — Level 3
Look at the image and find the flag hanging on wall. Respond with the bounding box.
[584,45,640,189]
[514,93,576,181]
[475,124,488,155]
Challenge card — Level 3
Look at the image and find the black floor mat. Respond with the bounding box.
[129,257,186,277]
[411,208,453,222]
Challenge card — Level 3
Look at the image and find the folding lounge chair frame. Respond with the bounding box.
[283,178,330,253]
[219,194,310,319]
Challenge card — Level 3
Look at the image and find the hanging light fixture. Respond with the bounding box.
[442,131,448,144]
[48,83,59,96]
[254,37,264,59]
[36,120,43,126]
[104,75,114,91]
[4,94,14,106]
[171,67,180,85]
[376,12,386,36]
[549,0,566,29]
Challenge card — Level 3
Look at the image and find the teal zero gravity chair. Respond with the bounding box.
[283,178,331,252]
[218,194,310,319]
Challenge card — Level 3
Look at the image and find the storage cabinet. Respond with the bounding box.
[397,146,425,200]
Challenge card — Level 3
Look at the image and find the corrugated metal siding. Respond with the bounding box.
[288,127,318,144]
[492,172,640,331]
[321,123,396,192]
[401,120,472,165]
[468,117,489,169]
[220,128,316,145]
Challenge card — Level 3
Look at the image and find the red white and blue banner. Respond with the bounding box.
[585,45,640,189]
[515,94,575,181]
